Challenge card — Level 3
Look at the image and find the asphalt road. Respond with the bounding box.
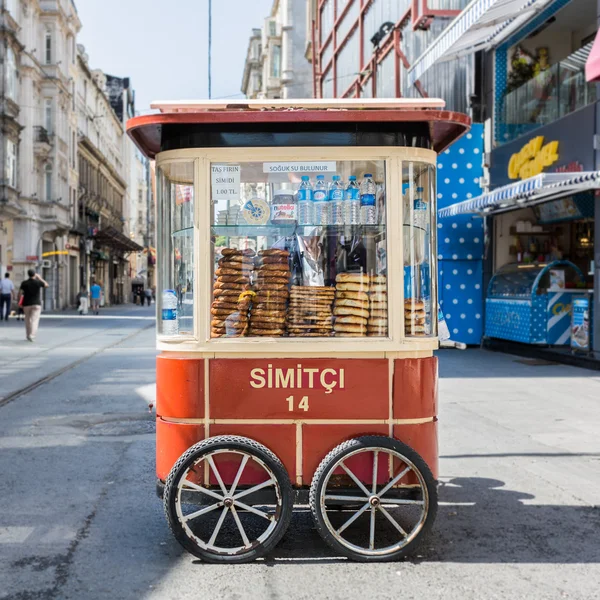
[0,308,599,600]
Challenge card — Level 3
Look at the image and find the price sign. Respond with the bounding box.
[211,164,240,201]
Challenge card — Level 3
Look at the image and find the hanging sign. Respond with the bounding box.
[211,165,240,201]
[263,162,336,174]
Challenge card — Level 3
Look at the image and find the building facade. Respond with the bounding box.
[310,0,473,111]
[1,0,81,309]
[242,0,313,99]
[420,0,600,362]
[1,0,148,310]
[76,49,142,305]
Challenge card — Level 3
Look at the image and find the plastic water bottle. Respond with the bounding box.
[313,175,329,225]
[161,289,178,335]
[345,175,360,225]
[297,175,313,225]
[329,175,345,225]
[413,186,428,230]
[360,173,376,225]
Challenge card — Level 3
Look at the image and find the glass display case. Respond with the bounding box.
[156,151,437,346]
[485,260,584,345]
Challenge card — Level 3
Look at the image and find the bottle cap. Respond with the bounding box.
[364,174,372,178]
[416,187,424,192]
[317,175,325,179]
[332,175,340,180]
[301,175,309,181]
[349,176,356,181]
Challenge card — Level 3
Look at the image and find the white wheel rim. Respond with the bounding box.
[318,446,430,556]
[175,449,282,556]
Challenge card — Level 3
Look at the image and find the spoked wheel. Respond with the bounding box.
[309,436,437,562]
[164,436,293,563]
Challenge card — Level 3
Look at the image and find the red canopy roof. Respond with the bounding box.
[126,99,470,159]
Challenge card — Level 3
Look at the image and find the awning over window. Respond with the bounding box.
[585,30,600,82]
[408,0,554,85]
[438,172,600,217]
[94,227,144,253]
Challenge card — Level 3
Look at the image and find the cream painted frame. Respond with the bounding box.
[155,146,438,356]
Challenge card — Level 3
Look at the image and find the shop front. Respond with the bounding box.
[439,106,598,364]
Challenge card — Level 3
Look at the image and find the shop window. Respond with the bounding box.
[402,162,436,338]
[209,160,388,339]
[157,161,195,338]
[6,140,18,189]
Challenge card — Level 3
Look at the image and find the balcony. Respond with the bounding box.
[33,126,53,157]
[499,44,596,145]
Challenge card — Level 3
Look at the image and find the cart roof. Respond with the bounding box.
[127,98,470,159]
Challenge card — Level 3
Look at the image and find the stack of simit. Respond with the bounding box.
[367,275,387,336]
[248,249,290,336]
[287,286,335,336]
[332,273,370,337]
[211,248,254,337]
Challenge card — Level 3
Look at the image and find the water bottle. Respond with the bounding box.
[360,173,376,225]
[161,289,178,335]
[329,175,344,225]
[297,176,313,225]
[345,175,360,225]
[413,186,428,230]
[313,175,329,225]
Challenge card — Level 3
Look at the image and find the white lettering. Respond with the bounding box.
[250,368,266,388]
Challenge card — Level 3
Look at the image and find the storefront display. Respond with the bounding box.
[485,260,586,345]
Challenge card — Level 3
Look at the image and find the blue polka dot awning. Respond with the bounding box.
[438,171,600,218]
[408,0,556,85]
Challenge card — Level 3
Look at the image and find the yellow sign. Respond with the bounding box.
[508,136,559,180]
[42,251,70,257]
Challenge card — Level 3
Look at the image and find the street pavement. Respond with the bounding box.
[0,307,599,600]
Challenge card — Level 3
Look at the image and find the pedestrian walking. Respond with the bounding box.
[76,286,89,315]
[0,272,15,321]
[18,269,49,341]
[144,288,152,306]
[90,280,101,315]
[137,288,144,306]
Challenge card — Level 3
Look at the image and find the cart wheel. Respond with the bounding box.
[309,435,437,562]
[164,435,293,563]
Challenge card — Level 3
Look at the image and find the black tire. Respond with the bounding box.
[309,435,438,562]
[164,435,294,563]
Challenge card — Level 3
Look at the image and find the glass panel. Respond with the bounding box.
[320,0,334,45]
[403,162,436,337]
[322,67,334,98]
[321,39,334,72]
[157,161,195,338]
[336,29,360,95]
[210,161,388,339]
[337,0,360,45]
[499,43,597,145]
[376,50,395,98]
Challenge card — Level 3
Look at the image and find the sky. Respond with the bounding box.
[76,0,273,114]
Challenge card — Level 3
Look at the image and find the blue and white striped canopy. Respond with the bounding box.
[438,171,600,217]
[408,0,555,85]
